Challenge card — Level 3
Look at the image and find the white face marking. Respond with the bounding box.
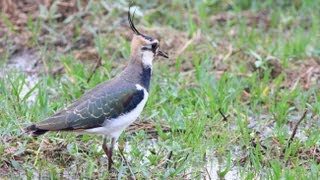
[84,84,149,140]
[141,50,154,68]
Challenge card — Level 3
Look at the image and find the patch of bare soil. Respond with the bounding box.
[0,0,89,30]
[286,58,320,90]
[127,120,172,139]
[1,135,31,175]
[0,0,203,79]
[298,146,320,164]
[225,46,319,89]
[0,0,205,66]
[0,0,91,57]
[40,139,75,165]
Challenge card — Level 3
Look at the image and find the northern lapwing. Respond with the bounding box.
[25,7,168,171]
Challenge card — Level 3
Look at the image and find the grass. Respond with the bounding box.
[0,0,319,179]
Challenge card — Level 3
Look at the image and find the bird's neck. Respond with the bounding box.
[120,57,152,91]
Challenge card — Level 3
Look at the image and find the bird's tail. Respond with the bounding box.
[24,124,48,137]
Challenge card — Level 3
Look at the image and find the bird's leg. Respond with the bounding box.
[102,136,108,156]
[107,138,115,171]
[102,136,116,171]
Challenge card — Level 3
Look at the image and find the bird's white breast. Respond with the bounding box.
[84,84,148,140]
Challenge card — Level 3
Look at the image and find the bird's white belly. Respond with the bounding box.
[84,84,148,139]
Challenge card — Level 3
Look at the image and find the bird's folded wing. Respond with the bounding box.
[34,84,145,131]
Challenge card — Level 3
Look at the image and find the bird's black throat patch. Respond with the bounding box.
[140,67,152,91]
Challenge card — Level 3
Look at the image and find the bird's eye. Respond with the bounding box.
[151,43,158,50]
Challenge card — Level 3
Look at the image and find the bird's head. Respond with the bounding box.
[128,7,168,68]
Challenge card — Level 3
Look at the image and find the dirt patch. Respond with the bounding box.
[298,146,320,164]
[286,58,320,90]
[127,120,172,139]
[0,0,92,57]
[39,139,75,166]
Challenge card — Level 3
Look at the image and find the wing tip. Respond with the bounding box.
[24,124,48,137]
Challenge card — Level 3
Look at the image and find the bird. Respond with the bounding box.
[24,7,168,171]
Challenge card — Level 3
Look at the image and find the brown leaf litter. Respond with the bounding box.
[0,0,91,56]
[286,58,320,90]
[127,120,171,139]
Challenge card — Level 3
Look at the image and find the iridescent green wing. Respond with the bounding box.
[35,84,144,131]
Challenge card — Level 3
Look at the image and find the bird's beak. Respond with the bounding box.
[157,50,169,58]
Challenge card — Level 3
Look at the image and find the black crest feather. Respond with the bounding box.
[128,6,141,35]
[128,5,153,41]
